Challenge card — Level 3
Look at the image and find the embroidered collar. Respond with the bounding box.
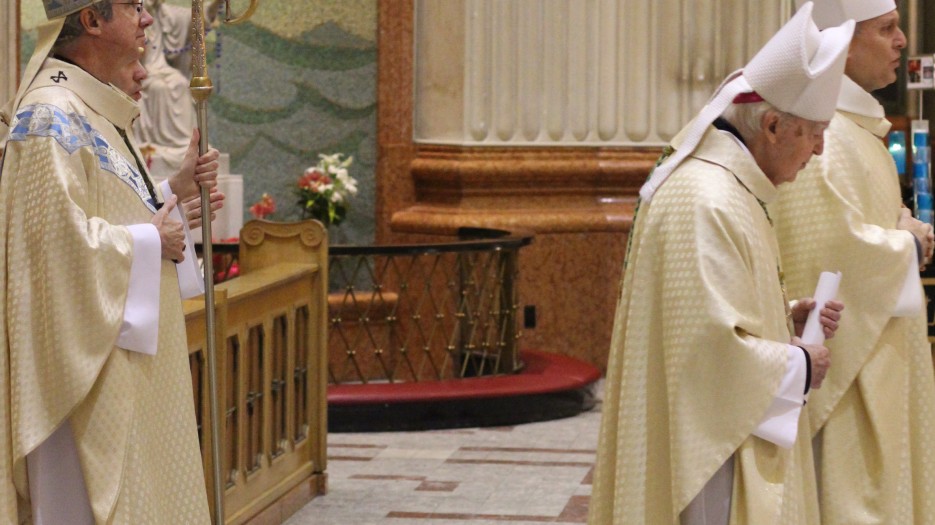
[27,58,139,132]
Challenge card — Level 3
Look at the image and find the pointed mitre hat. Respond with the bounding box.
[3,0,104,121]
[12,0,101,101]
[20,0,107,84]
[639,2,854,202]
[42,0,104,19]
[796,0,896,29]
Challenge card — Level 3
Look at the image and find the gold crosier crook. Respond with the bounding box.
[189,0,259,523]
[223,0,258,24]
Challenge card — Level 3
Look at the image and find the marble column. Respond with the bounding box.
[378,1,787,370]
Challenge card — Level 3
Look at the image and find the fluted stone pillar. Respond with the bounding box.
[414,0,788,146]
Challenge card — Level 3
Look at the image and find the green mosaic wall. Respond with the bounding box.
[21,0,378,245]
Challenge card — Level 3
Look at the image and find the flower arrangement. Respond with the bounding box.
[295,153,358,227]
[249,192,276,220]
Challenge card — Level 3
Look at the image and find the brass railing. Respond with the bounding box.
[187,220,328,524]
[327,227,532,384]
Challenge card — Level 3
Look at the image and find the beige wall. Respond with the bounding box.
[414,0,791,147]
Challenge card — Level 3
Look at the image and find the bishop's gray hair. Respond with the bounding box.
[719,99,799,144]
[53,0,115,55]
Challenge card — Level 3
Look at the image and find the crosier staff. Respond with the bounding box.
[189,0,258,523]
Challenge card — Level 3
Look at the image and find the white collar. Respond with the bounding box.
[837,76,885,119]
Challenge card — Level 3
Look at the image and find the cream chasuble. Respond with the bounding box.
[772,79,935,524]
[0,60,210,524]
[588,128,819,525]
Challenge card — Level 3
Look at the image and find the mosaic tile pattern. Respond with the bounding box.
[208,17,376,245]
[285,382,603,525]
[20,0,378,245]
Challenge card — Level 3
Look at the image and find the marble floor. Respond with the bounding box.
[285,382,604,525]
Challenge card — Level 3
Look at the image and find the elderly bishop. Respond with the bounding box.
[587,4,851,525]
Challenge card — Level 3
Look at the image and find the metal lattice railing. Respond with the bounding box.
[327,228,532,384]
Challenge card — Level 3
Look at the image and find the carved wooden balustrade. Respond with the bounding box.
[185,219,328,525]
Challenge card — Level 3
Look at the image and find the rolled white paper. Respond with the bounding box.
[800,271,842,345]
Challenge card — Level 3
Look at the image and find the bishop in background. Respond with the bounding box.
[774,0,935,523]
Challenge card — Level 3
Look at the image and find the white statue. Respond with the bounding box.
[135,0,243,240]
[134,0,217,180]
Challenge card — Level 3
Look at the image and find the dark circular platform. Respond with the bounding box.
[327,349,602,432]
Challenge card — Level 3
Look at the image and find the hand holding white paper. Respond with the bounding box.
[752,271,841,447]
[801,271,842,345]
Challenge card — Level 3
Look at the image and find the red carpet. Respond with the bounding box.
[328,349,601,432]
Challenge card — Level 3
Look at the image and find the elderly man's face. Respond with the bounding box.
[846,9,906,92]
[760,115,828,186]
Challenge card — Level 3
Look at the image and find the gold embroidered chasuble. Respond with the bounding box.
[0,60,210,524]
[588,128,819,525]
[773,105,935,524]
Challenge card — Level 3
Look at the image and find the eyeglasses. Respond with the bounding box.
[113,1,144,15]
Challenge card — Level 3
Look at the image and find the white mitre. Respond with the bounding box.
[639,2,855,202]
[4,0,108,121]
[43,0,104,19]
[2,0,114,151]
[16,0,107,103]
[797,0,896,28]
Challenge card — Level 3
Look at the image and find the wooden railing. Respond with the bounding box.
[184,219,328,525]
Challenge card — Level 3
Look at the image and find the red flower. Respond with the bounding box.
[299,169,331,191]
[249,193,276,219]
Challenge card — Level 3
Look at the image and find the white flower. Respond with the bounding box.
[297,152,357,225]
[318,153,342,165]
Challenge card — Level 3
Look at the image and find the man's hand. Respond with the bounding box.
[152,195,186,262]
[897,207,934,269]
[168,128,220,203]
[181,188,225,230]
[792,336,830,389]
[791,298,844,339]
